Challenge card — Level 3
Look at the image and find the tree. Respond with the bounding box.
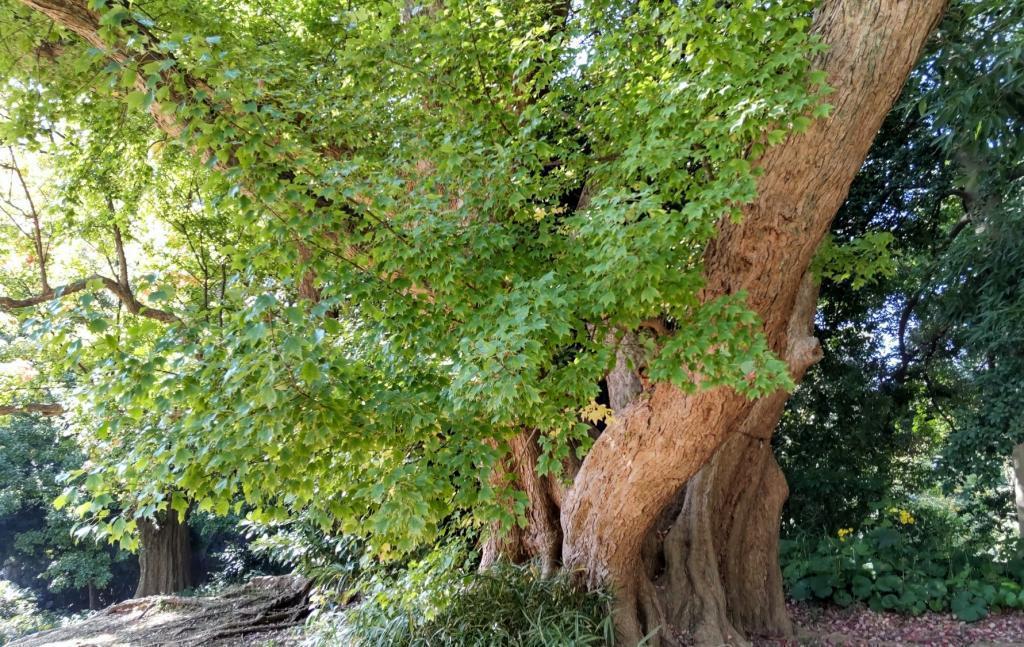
[1,0,946,643]
[0,415,135,611]
[133,511,192,597]
[0,112,208,598]
[778,0,1024,545]
[879,1,1024,526]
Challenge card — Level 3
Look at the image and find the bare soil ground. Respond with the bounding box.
[754,602,1024,646]
[12,586,1024,646]
[8,575,312,647]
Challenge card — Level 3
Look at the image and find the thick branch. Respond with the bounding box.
[15,0,189,138]
[0,403,65,416]
[0,275,180,323]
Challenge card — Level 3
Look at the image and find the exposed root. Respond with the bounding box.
[10,575,312,647]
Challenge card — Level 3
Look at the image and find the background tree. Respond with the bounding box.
[0,414,136,611]
[779,0,1024,540]
[0,107,247,597]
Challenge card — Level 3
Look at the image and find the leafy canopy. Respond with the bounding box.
[0,0,826,554]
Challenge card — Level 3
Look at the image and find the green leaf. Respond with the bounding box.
[951,591,987,622]
[171,493,189,522]
[300,360,321,383]
[875,573,902,593]
[125,91,152,111]
[245,323,267,342]
[851,575,873,599]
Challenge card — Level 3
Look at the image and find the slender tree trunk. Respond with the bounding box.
[87,582,99,610]
[1012,443,1024,537]
[558,2,946,643]
[135,511,193,598]
[480,431,572,578]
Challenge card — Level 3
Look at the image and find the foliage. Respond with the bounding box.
[1,0,830,559]
[778,0,1024,538]
[907,0,1024,492]
[0,413,136,610]
[782,499,1024,622]
[0,0,1018,639]
[188,512,284,591]
[812,232,897,291]
[247,517,364,597]
[335,543,615,647]
[776,327,935,534]
[0,580,57,644]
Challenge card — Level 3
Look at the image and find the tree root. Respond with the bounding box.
[9,575,313,647]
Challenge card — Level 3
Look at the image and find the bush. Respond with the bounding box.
[189,512,285,592]
[247,518,365,599]
[781,499,1024,621]
[0,580,57,643]
[328,543,615,647]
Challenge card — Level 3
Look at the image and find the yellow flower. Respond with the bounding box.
[837,527,854,541]
[898,510,916,525]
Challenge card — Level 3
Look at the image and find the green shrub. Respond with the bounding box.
[329,543,615,647]
[247,518,365,600]
[0,580,57,643]
[781,500,1024,621]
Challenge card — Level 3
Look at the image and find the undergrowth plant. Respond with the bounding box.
[324,542,615,647]
[781,499,1024,621]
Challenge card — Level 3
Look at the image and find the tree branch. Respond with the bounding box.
[0,274,180,323]
[0,402,65,416]
[111,219,131,290]
[3,148,50,292]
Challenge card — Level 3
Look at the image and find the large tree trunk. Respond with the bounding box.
[559,2,946,643]
[135,511,193,598]
[649,277,820,646]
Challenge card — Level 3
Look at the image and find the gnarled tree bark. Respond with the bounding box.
[480,431,571,578]
[651,275,821,646]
